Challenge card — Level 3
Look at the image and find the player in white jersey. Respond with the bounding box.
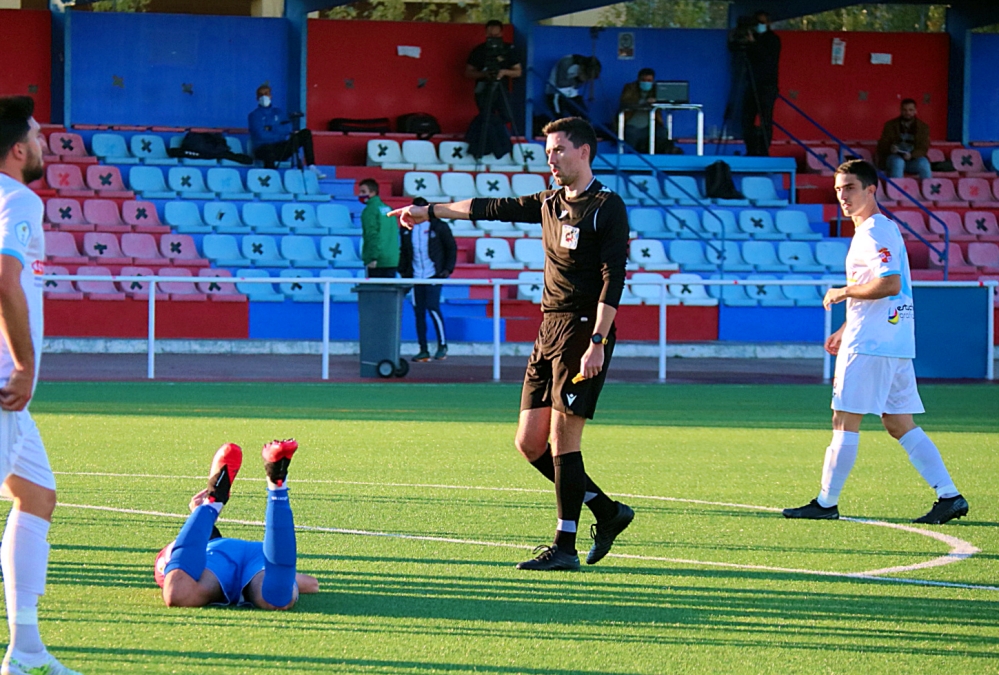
[0,97,82,675]
[783,159,968,525]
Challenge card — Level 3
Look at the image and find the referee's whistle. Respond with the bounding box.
[572,373,586,384]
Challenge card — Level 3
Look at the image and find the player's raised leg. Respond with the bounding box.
[881,413,968,524]
[160,443,242,607]
[254,439,299,609]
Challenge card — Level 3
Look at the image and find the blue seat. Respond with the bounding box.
[781,274,825,307]
[745,274,796,306]
[742,176,789,207]
[242,203,287,235]
[775,210,822,240]
[319,235,363,268]
[816,240,849,273]
[316,203,358,234]
[663,175,703,206]
[707,275,758,306]
[778,241,826,273]
[128,166,177,199]
[91,133,138,164]
[281,203,325,235]
[629,208,671,239]
[668,240,716,273]
[284,169,331,202]
[738,209,785,240]
[164,201,211,234]
[204,202,248,234]
[221,136,247,167]
[281,235,327,268]
[742,241,792,272]
[203,234,251,267]
[234,268,284,301]
[663,208,705,239]
[279,270,324,302]
[169,134,218,166]
[248,169,294,201]
[130,134,177,165]
[595,174,639,206]
[168,167,214,199]
[241,234,291,268]
[207,168,253,201]
[302,170,331,202]
[704,240,754,272]
[319,269,359,301]
[701,209,749,240]
[625,174,673,206]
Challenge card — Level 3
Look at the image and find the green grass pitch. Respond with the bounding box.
[7,381,999,674]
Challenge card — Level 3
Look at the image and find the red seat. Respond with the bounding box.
[40,264,83,300]
[85,165,133,199]
[75,265,126,300]
[117,266,156,299]
[884,178,922,206]
[926,211,974,241]
[45,198,93,232]
[968,243,999,274]
[892,210,937,241]
[920,178,967,208]
[956,177,997,208]
[159,234,210,267]
[928,243,977,273]
[950,148,994,178]
[45,164,94,197]
[38,133,58,160]
[927,148,960,178]
[197,269,247,302]
[121,200,169,234]
[47,132,97,165]
[157,267,207,301]
[44,231,89,265]
[82,199,129,233]
[805,146,837,175]
[121,233,168,266]
[964,211,999,241]
[82,232,132,265]
[875,182,898,208]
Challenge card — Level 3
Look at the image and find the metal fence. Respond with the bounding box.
[43,274,997,382]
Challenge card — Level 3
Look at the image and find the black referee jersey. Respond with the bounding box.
[470,179,630,313]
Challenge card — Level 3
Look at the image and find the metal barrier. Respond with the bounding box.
[43,274,997,383]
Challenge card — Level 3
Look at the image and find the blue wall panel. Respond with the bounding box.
[718,305,825,342]
[70,12,289,129]
[530,27,731,140]
[912,286,990,379]
[968,34,999,143]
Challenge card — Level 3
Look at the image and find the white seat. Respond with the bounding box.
[629,239,679,271]
[438,141,477,169]
[475,173,512,199]
[475,238,523,269]
[476,220,520,236]
[483,153,519,172]
[441,172,478,200]
[629,272,679,305]
[402,140,449,171]
[513,222,542,237]
[511,173,547,198]
[366,139,412,170]
[449,219,485,238]
[668,273,719,306]
[517,271,544,302]
[514,238,545,270]
[512,143,548,171]
[403,171,448,202]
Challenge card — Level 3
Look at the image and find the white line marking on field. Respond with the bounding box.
[54,473,995,592]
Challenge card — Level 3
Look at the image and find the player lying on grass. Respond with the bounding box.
[154,440,319,609]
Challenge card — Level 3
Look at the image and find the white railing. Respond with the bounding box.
[42,275,997,382]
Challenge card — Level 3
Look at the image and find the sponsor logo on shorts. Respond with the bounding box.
[566,393,577,407]
[878,247,892,263]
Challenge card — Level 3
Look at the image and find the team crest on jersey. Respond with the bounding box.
[878,247,892,263]
[15,221,30,246]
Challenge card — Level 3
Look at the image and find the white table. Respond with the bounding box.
[617,103,704,156]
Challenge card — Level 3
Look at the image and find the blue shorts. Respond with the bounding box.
[204,538,266,606]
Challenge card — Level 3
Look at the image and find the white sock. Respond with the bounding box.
[266,480,288,492]
[555,519,576,533]
[1,510,50,655]
[899,427,959,498]
[817,430,859,508]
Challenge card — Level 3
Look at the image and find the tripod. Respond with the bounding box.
[716,47,772,157]
[474,75,521,164]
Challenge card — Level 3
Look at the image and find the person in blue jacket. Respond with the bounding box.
[248,84,323,176]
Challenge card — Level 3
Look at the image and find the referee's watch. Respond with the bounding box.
[591,333,608,346]
[427,204,436,220]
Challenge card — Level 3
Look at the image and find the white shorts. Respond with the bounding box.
[0,409,56,491]
[832,352,925,417]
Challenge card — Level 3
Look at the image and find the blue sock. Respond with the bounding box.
[261,488,297,607]
[164,504,219,580]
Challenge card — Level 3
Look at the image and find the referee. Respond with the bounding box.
[390,117,634,571]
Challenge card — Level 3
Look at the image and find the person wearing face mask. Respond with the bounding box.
[741,10,781,157]
[618,67,671,154]
[247,84,323,177]
[358,179,400,279]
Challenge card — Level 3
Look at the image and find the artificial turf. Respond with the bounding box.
[7,381,998,674]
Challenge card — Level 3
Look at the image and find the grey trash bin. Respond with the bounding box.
[355,283,410,378]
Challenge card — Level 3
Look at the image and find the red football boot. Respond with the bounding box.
[207,443,243,505]
[262,438,298,488]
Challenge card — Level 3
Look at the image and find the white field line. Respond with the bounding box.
[53,472,995,592]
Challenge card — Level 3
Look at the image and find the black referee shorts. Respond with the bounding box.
[520,311,616,420]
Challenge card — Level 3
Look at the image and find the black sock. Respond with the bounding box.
[531,444,618,522]
[553,452,586,554]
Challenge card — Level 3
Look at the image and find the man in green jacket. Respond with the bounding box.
[359,179,400,278]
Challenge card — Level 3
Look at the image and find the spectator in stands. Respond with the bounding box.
[466,20,522,116]
[741,10,781,157]
[877,99,931,179]
[358,179,399,278]
[399,197,457,362]
[546,55,602,118]
[247,85,323,177]
[618,67,674,154]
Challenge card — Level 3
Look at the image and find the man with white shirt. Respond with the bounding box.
[0,97,82,675]
[783,159,968,525]
[398,197,456,362]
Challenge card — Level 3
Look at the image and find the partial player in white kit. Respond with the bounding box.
[0,97,82,675]
[783,159,968,525]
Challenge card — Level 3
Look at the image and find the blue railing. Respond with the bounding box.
[776,93,950,279]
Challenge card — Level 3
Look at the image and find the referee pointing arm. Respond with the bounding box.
[390,117,635,571]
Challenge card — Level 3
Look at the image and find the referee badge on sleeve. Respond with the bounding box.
[560,223,580,250]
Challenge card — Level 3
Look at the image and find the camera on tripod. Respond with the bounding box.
[482,36,506,77]
[729,15,756,51]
